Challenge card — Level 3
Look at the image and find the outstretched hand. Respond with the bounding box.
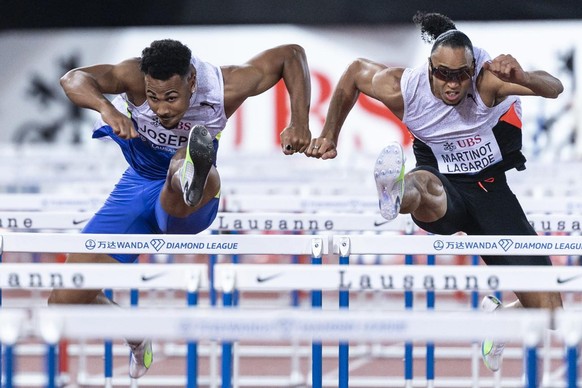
[304,137,338,160]
[280,125,311,155]
[483,54,529,85]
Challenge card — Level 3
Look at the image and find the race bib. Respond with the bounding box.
[433,133,502,174]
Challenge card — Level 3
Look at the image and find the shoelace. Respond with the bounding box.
[491,342,505,356]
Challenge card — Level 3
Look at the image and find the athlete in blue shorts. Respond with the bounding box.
[48,39,312,378]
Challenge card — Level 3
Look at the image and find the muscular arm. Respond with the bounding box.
[221,44,311,154]
[480,54,564,106]
[311,58,404,159]
[60,59,144,138]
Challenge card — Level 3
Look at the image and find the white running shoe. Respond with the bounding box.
[129,339,153,379]
[481,295,505,372]
[374,142,405,220]
[180,124,216,207]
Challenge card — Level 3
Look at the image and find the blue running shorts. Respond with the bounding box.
[82,167,219,263]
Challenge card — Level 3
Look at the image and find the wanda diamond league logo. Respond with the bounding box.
[150,239,165,251]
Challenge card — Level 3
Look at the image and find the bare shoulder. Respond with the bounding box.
[372,67,405,110]
[475,68,505,107]
[113,58,145,98]
[373,67,404,91]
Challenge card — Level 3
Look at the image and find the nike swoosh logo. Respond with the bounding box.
[556,274,582,284]
[141,273,166,282]
[256,273,282,283]
[72,218,89,225]
[374,220,390,227]
[201,101,216,111]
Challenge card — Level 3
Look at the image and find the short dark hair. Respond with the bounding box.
[413,11,474,58]
[139,39,192,80]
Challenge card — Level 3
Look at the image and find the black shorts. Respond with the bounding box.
[410,166,552,266]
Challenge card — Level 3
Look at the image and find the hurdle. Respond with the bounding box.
[333,234,581,388]
[5,191,582,214]
[0,233,327,387]
[0,262,207,388]
[221,193,582,214]
[213,262,570,388]
[0,307,552,387]
[2,212,582,387]
[2,210,582,234]
[210,233,582,387]
[1,231,581,386]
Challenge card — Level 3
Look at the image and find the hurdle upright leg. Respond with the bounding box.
[311,239,323,388]
[525,346,538,388]
[3,344,14,388]
[46,343,57,388]
[103,289,113,388]
[426,254,435,388]
[0,307,26,388]
[186,268,202,388]
[338,237,350,388]
[404,253,414,388]
[470,254,480,388]
[220,269,236,388]
[130,263,140,388]
[566,345,577,388]
[289,249,303,386]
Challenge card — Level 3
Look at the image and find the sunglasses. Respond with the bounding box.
[429,58,474,82]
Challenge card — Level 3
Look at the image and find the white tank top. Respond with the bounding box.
[92,55,227,179]
[400,47,522,177]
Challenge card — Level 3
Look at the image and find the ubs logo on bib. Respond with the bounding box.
[455,135,482,148]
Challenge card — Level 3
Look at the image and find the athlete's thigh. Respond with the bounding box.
[466,177,534,236]
[82,168,164,263]
[410,166,469,235]
[155,197,219,234]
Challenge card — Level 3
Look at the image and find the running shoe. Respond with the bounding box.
[180,124,216,207]
[129,339,153,379]
[481,295,506,372]
[374,142,405,220]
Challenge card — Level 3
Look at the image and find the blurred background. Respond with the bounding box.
[1,0,581,192]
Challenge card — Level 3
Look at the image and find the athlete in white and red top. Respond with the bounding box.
[307,11,564,373]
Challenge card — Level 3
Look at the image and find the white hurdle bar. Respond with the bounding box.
[223,193,582,214]
[1,211,581,233]
[0,233,327,255]
[0,211,414,232]
[26,307,548,344]
[214,263,582,292]
[332,233,582,256]
[0,308,552,388]
[0,263,207,290]
[3,193,582,214]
